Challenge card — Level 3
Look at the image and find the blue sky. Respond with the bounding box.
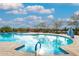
[24,3,79,18]
[0,3,79,28]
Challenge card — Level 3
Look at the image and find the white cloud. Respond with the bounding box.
[0,18,2,21]
[25,15,42,20]
[0,3,24,10]
[14,18,25,21]
[6,5,55,15]
[7,9,27,14]
[13,15,42,22]
[26,5,44,11]
[26,5,55,14]
[47,15,54,19]
[74,10,79,16]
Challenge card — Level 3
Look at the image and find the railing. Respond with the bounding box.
[35,41,41,56]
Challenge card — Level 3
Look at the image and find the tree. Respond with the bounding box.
[70,15,79,28]
[52,20,64,33]
[68,14,79,34]
[0,26,13,32]
[52,20,64,29]
[35,21,47,29]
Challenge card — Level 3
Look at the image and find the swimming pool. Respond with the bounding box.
[0,33,15,42]
[0,33,73,55]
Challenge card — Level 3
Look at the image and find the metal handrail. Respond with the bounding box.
[35,41,41,56]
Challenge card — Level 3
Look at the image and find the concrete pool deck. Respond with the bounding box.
[0,42,35,56]
[60,35,79,56]
[0,34,79,56]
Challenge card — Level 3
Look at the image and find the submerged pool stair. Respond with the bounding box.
[59,47,69,54]
[15,45,25,50]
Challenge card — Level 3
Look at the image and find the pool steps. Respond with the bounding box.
[59,47,69,54]
[15,45,25,50]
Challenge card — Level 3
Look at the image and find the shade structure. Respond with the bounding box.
[67,28,74,38]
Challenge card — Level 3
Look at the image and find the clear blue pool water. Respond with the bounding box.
[0,33,73,55]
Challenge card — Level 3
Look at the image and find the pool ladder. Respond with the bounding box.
[35,41,41,56]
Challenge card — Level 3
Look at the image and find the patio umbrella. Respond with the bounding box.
[67,27,74,38]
